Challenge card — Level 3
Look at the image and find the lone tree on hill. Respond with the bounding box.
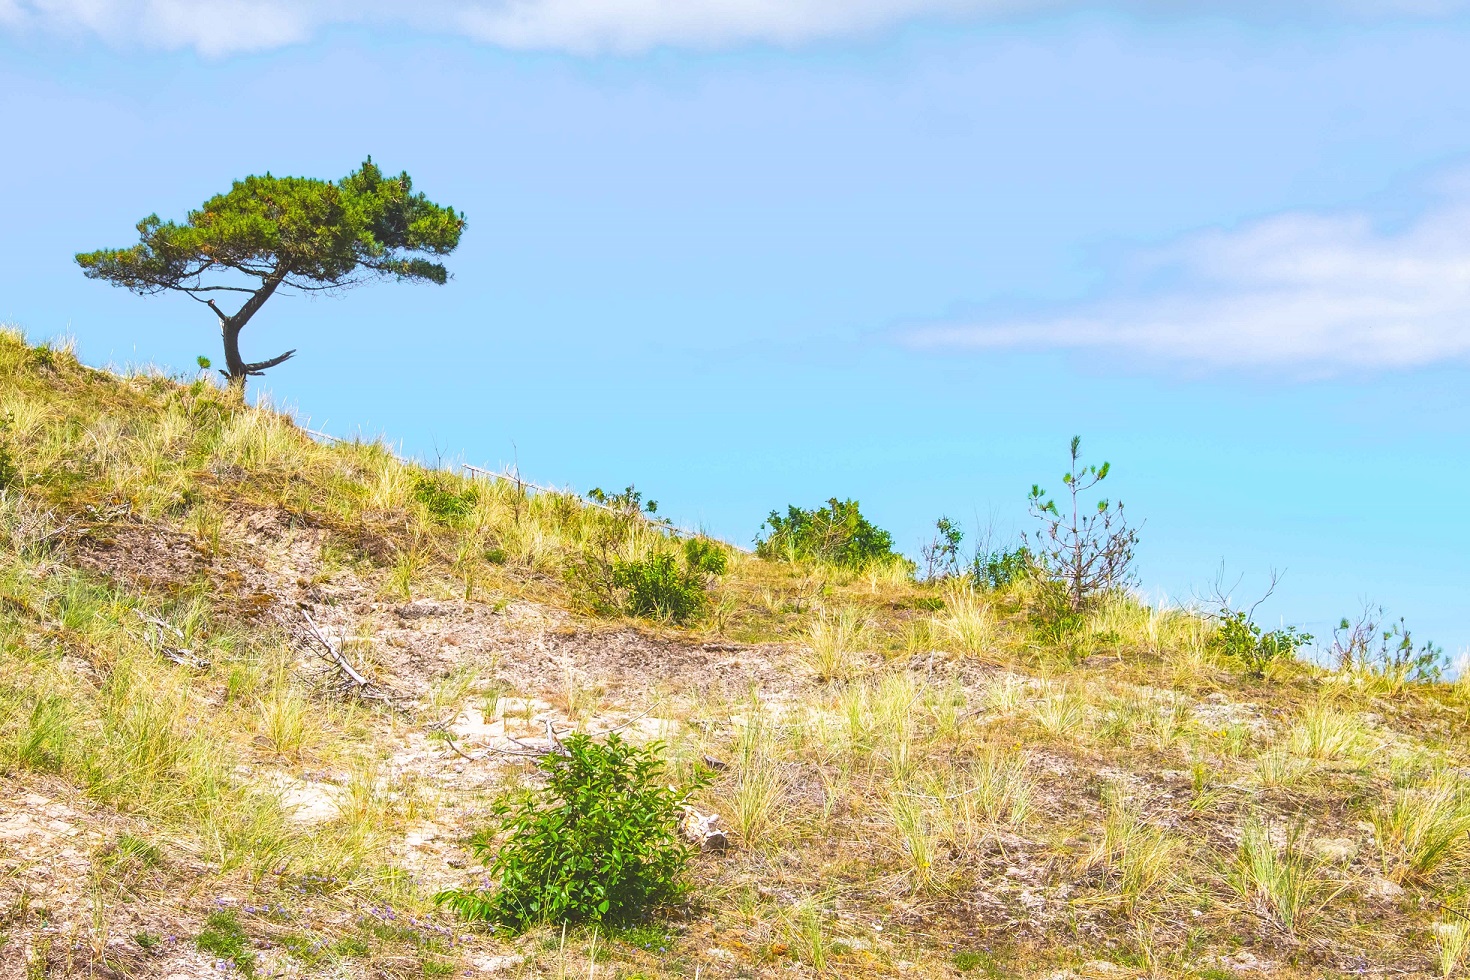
[76,158,464,389]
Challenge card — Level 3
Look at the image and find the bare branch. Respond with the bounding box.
[1245,569,1282,621]
[178,285,257,295]
[243,349,296,375]
[296,610,396,705]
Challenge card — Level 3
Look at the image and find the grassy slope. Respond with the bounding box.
[2,327,1470,979]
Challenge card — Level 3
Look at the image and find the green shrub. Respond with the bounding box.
[572,536,717,624]
[756,497,899,568]
[436,733,705,931]
[683,537,728,576]
[972,544,1033,591]
[411,475,478,524]
[589,484,659,515]
[612,553,706,623]
[1213,611,1311,678]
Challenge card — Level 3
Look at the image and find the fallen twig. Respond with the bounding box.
[586,700,664,738]
[296,609,396,705]
[431,730,558,761]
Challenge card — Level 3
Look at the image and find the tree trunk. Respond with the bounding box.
[221,316,249,385]
[209,269,294,391]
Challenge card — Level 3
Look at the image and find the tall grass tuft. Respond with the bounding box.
[1230,816,1335,935]
[1374,778,1470,882]
[933,584,999,659]
[729,709,787,846]
[804,605,870,681]
[1078,791,1179,911]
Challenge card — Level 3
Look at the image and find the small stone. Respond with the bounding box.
[1366,877,1405,900]
[1310,837,1357,863]
[472,954,525,973]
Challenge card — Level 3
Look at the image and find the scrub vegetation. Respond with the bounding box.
[1,325,1467,979]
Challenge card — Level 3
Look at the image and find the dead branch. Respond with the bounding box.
[431,730,557,762]
[586,700,664,738]
[296,609,397,705]
[1204,564,1283,621]
[428,716,568,762]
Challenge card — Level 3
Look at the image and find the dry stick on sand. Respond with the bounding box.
[432,718,567,761]
[296,609,397,705]
[429,702,669,763]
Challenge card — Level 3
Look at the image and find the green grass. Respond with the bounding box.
[196,910,255,976]
[2,325,1469,978]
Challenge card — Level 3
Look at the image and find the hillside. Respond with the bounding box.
[2,326,1469,980]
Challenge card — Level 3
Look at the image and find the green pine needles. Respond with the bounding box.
[436,733,706,932]
[76,157,463,388]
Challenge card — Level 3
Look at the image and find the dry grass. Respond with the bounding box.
[1077,790,1181,912]
[1374,776,1470,882]
[804,605,871,681]
[932,583,1000,659]
[1,326,1467,978]
[1230,816,1340,936]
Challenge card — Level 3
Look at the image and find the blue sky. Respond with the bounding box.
[2,3,1469,656]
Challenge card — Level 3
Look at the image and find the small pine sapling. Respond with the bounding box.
[1028,436,1139,612]
[1332,605,1443,684]
[921,517,964,581]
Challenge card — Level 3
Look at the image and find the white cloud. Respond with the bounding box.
[448,0,996,54]
[903,189,1470,373]
[5,0,312,53]
[3,0,1470,55]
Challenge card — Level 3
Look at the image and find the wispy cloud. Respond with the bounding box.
[903,184,1470,374]
[4,0,1470,56]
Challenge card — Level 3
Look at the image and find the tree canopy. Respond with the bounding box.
[76,158,464,386]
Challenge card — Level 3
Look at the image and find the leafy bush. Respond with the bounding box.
[972,544,1033,591]
[589,484,659,516]
[756,497,899,568]
[683,537,728,576]
[612,553,707,623]
[411,474,478,525]
[1213,611,1312,678]
[436,733,705,931]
